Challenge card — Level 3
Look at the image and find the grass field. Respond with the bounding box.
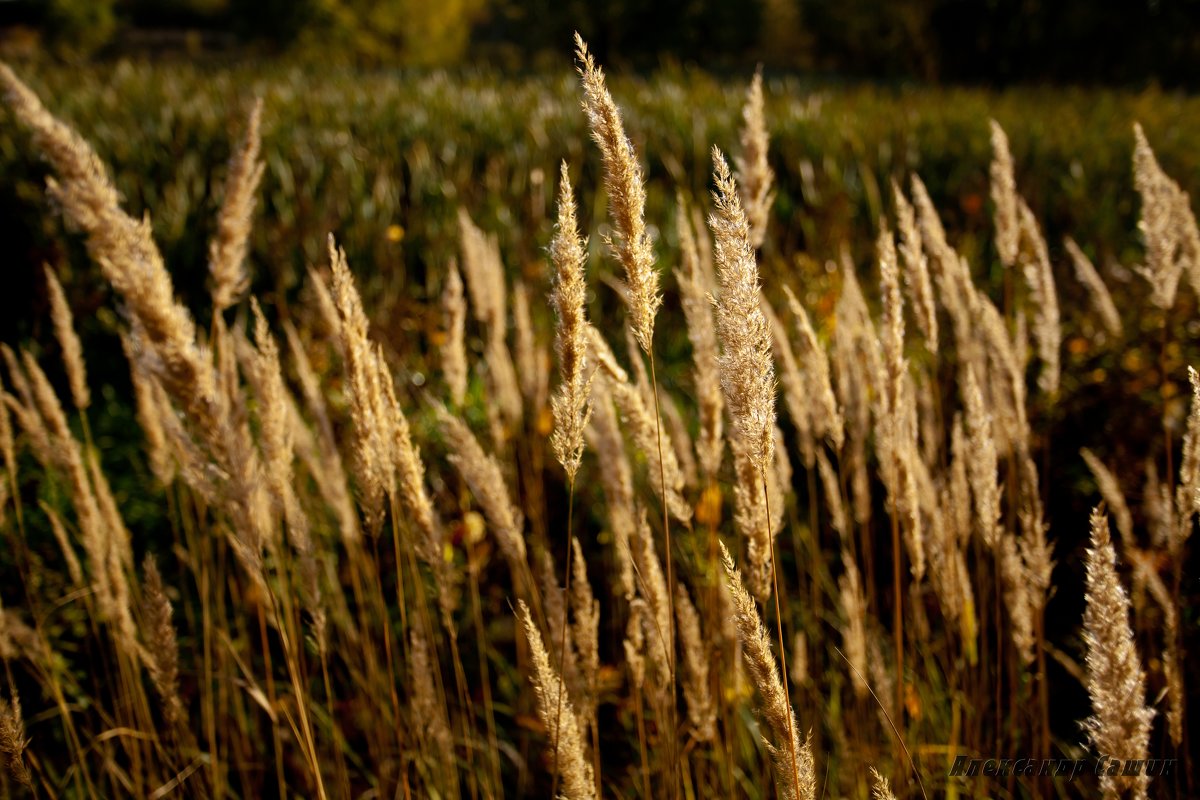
[0,47,1195,798]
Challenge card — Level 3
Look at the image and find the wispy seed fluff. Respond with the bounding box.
[735,68,775,250]
[380,366,450,619]
[999,533,1036,667]
[518,599,596,800]
[1127,548,1183,747]
[511,281,544,408]
[457,208,507,331]
[575,33,661,353]
[1083,508,1154,800]
[210,98,265,315]
[457,210,523,434]
[709,147,776,470]
[765,292,813,469]
[549,162,593,483]
[43,264,89,410]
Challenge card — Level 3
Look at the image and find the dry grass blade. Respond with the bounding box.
[210,97,265,315]
[990,120,1019,269]
[675,197,725,481]
[0,692,32,789]
[892,180,938,353]
[435,404,526,573]
[43,264,89,411]
[782,285,845,451]
[440,259,469,407]
[870,767,897,800]
[517,599,596,800]
[1132,122,1200,309]
[574,33,660,353]
[1080,447,1134,550]
[709,146,776,470]
[550,162,593,483]
[1064,237,1123,337]
[141,554,187,730]
[719,541,814,800]
[674,581,715,741]
[1083,508,1154,800]
[735,68,774,250]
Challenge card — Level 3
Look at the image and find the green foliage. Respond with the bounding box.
[227,0,321,46]
[286,0,487,65]
[45,0,118,58]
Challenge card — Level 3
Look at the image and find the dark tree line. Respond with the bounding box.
[3,0,1200,86]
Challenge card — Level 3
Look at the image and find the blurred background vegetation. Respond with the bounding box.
[1,0,1199,84]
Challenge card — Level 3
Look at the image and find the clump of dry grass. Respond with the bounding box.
[0,42,1195,800]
